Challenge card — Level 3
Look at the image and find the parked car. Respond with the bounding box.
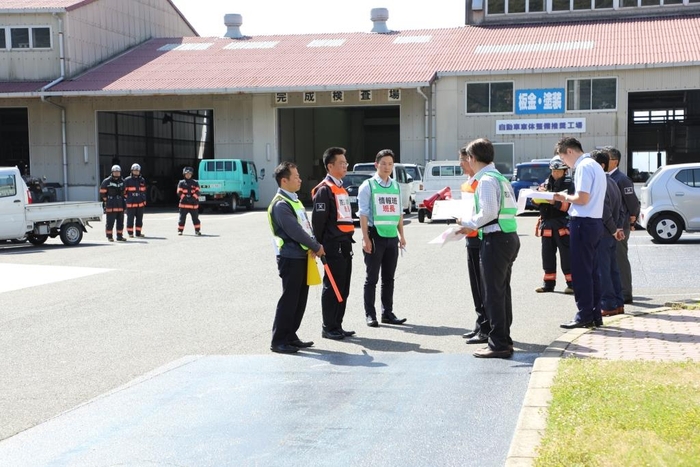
[511,160,552,211]
[639,163,700,243]
[352,162,412,215]
[341,172,372,220]
[403,163,425,211]
[23,176,57,203]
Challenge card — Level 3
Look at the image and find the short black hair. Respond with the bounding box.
[591,149,610,172]
[465,138,494,164]
[322,147,346,170]
[375,149,395,163]
[274,161,297,187]
[555,137,583,155]
[603,146,622,161]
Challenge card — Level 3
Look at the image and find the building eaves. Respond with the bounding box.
[0,0,96,13]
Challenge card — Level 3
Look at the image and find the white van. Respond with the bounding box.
[403,163,425,210]
[415,160,466,222]
[352,162,413,215]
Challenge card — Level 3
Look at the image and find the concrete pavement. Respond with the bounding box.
[506,302,700,466]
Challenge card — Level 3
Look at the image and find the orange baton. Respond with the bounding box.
[320,255,343,303]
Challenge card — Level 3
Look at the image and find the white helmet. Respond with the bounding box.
[131,163,141,172]
[549,156,568,170]
[111,165,121,172]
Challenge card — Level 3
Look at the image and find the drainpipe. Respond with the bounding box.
[40,14,68,200]
[416,87,430,165]
[430,80,437,162]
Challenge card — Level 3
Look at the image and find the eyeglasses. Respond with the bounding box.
[336,162,349,167]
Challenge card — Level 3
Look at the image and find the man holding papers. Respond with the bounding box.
[456,138,520,359]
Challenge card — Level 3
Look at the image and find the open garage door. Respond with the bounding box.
[278,106,400,203]
[628,90,700,181]
[97,110,213,205]
[0,108,30,175]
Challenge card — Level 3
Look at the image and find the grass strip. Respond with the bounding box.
[535,359,700,467]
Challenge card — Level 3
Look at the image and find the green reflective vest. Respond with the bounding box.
[267,193,314,253]
[474,170,518,238]
[369,178,401,238]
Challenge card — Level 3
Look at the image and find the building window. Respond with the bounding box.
[530,0,546,11]
[488,0,506,14]
[510,0,526,13]
[3,26,51,49]
[573,0,591,9]
[633,109,685,124]
[10,28,30,48]
[594,0,614,8]
[466,82,513,114]
[32,28,51,48]
[566,78,617,111]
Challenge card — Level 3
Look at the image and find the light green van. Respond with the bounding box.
[198,159,259,212]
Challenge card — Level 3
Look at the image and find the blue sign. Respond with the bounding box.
[515,88,565,115]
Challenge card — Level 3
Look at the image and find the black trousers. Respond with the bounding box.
[541,226,572,287]
[467,245,488,334]
[272,257,309,346]
[321,240,353,331]
[178,208,200,232]
[126,207,144,235]
[363,231,399,318]
[569,217,604,323]
[105,211,124,238]
[480,231,520,351]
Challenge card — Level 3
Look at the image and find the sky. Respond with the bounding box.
[170,0,466,37]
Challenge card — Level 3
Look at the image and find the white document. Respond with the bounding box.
[431,198,475,221]
[516,188,556,214]
[428,227,466,246]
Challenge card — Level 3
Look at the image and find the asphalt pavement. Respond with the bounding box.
[1,208,699,466]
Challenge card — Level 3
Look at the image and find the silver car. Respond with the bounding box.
[639,163,700,243]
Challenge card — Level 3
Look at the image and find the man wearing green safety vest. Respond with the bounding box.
[267,161,326,354]
[457,138,520,359]
[357,149,408,327]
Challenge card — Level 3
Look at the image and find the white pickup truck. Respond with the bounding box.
[415,161,466,223]
[0,166,103,246]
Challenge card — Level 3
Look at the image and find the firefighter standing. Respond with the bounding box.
[100,165,127,242]
[124,163,147,237]
[177,167,201,236]
[533,156,574,294]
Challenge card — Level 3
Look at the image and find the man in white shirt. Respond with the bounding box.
[553,137,607,329]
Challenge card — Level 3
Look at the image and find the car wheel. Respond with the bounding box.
[229,194,238,213]
[418,209,426,223]
[28,234,49,246]
[246,193,255,211]
[59,222,83,246]
[648,213,683,244]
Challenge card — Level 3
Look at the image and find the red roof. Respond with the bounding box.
[40,14,700,95]
[0,81,51,94]
[0,0,97,11]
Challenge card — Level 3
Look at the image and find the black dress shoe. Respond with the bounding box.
[289,339,314,348]
[270,344,299,354]
[473,346,513,359]
[366,315,379,327]
[339,328,356,337]
[321,329,345,340]
[560,320,595,329]
[624,298,633,305]
[381,314,407,325]
[594,319,604,327]
[466,333,489,344]
[462,330,479,339]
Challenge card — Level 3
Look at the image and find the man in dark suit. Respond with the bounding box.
[604,146,640,305]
